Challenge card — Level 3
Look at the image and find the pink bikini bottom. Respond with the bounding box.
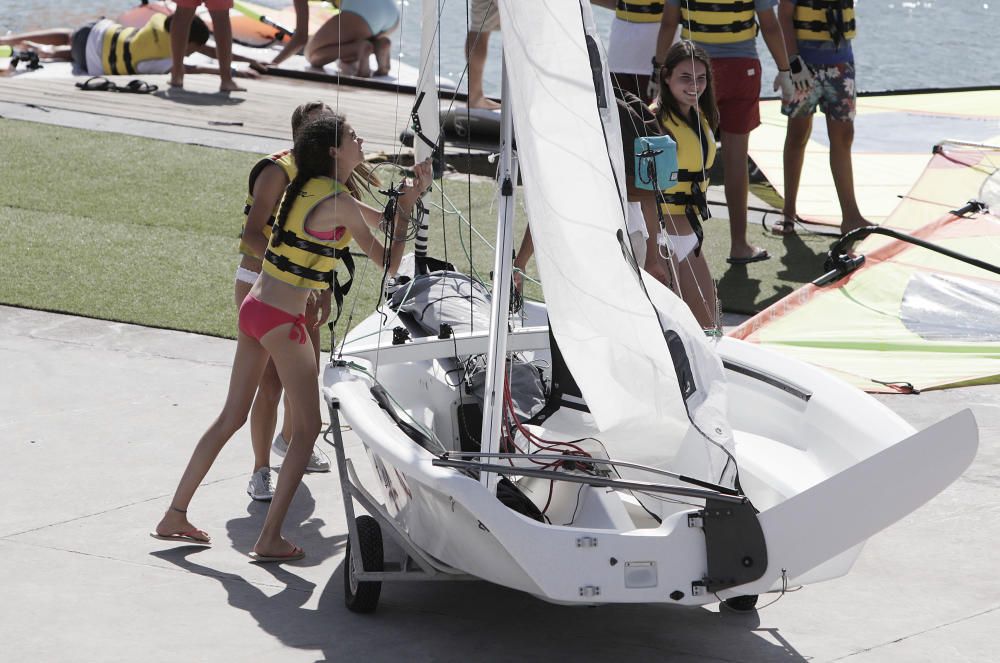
[238,294,308,345]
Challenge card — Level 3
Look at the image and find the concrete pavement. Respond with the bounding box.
[2,304,997,662]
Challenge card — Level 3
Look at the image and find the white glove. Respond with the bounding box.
[773,70,794,101]
[789,54,814,92]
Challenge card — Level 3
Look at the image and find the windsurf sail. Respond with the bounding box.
[731,144,1000,393]
[748,89,1000,227]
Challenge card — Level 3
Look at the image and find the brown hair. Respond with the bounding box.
[272,115,379,247]
[654,40,720,132]
[290,101,332,140]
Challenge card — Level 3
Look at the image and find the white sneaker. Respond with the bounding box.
[273,433,331,473]
[247,467,275,501]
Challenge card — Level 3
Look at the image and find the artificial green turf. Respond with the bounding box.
[0,118,832,342]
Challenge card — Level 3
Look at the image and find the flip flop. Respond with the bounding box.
[770,216,799,236]
[726,249,770,265]
[249,545,305,563]
[76,76,118,92]
[119,79,158,94]
[149,530,211,545]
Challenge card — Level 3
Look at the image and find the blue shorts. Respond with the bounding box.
[781,61,857,122]
[340,0,400,36]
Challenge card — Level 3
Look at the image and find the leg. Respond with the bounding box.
[235,278,276,472]
[827,116,868,233]
[254,328,324,557]
[169,6,196,88]
[720,130,764,261]
[465,31,499,110]
[372,35,392,76]
[251,361,283,470]
[155,333,270,538]
[0,29,73,47]
[675,253,718,329]
[778,115,813,233]
[208,9,244,92]
[304,12,373,68]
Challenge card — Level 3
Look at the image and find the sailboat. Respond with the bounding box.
[321,0,978,613]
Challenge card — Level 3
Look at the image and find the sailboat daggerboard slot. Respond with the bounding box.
[722,359,812,402]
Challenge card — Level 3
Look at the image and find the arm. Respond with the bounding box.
[195,43,265,70]
[777,1,798,58]
[653,5,680,69]
[183,62,260,77]
[244,163,289,260]
[757,5,790,71]
[333,160,434,275]
[269,0,310,67]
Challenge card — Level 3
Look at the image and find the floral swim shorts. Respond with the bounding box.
[781,61,857,122]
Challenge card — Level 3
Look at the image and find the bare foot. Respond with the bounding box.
[154,509,210,543]
[169,78,184,89]
[220,79,247,92]
[372,36,391,76]
[841,217,871,235]
[355,40,374,78]
[468,95,501,111]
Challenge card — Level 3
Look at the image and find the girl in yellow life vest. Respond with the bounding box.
[154,115,433,561]
[650,40,720,328]
[236,101,339,502]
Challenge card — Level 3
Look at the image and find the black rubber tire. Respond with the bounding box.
[724,594,759,612]
[344,515,384,613]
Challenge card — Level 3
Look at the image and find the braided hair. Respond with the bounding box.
[272,116,345,248]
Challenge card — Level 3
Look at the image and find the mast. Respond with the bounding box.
[478,59,517,493]
[413,0,442,276]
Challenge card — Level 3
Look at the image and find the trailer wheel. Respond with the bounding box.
[724,594,759,612]
[344,515,384,613]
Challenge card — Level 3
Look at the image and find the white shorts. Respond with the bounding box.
[235,265,260,286]
[470,0,501,32]
[607,18,659,75]
[659,232,700,263]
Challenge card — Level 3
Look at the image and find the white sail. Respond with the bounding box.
[497,0,733,480]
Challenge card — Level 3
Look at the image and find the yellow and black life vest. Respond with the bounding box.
[101,13,172,75]
[615,0,664,23]
[793,0,856,42]
[263,176,354,292]
[239,150,298,258]
[679,0,757,44]
[658,109,716,217]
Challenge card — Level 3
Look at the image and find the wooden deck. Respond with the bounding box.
[0,68,418,156]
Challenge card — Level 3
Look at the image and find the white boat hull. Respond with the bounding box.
[324,331,977,605]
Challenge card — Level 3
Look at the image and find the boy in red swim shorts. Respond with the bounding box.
[170,0,242,91]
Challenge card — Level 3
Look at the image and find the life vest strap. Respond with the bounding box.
[616,1,665,15]
[685,18,756,33]
[797,0,851,9]
[793,18,855,32]
[122,32,136,75]
[274,227,347,258]
[684,0,757,12]
[107,28,122,74]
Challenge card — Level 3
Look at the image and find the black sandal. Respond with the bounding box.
[119,79,158,94]
[75,76,117,91]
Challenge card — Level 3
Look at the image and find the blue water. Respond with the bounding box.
[2,0,996,95]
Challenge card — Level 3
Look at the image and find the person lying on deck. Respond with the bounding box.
[0,14,263,84]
